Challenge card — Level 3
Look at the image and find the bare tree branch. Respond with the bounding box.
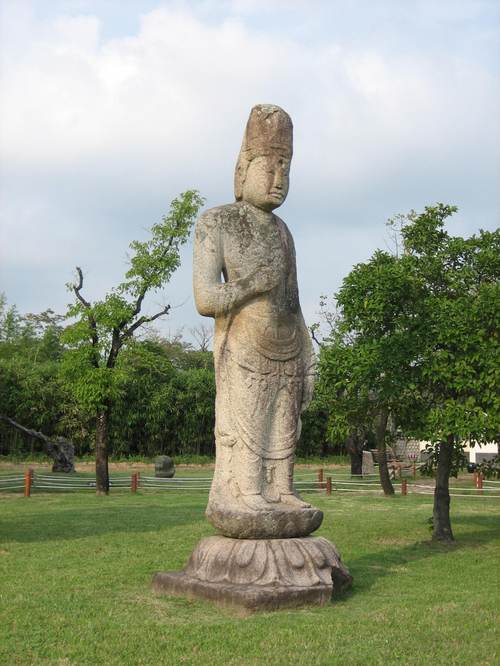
[190,323,213,351]
[72,266,99,366]
[310,328,324,348]
[73,267,91,308]
[121,304,171,341]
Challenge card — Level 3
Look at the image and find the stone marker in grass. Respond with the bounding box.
[153,105,352,612]
[154,456,175,478]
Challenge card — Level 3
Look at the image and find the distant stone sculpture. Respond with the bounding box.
[0,415,75,473]
[362,450,375,476]
[154,455,175,478]
[153,105,351,611]
[46,437,75,473]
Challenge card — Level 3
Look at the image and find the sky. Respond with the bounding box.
[1,0,499,343]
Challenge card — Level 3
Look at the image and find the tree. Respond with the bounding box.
[0,304,218,461]
[318,205,499,536]
[0,300,79,456]
[62,190,205,494]
[0,294,22,342]
[190,323,213,352]
[397,206,499,541]
[314,280,415,494]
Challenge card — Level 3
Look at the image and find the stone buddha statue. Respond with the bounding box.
[153,105,352,611]
[193,104,321,538]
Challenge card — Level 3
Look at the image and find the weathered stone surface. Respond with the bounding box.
[152,536,352,612]
[154,455,175,478]
[47,437,75,473]
[206,502,323,539]
[193,104,317,538]
[0,415,75,473]
[362,450,375,476]
[152,573,331,613]
[152,104,352,613]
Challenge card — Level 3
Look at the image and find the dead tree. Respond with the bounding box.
[190,323,213,352]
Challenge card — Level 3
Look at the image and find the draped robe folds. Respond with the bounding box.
[193,201,315,508]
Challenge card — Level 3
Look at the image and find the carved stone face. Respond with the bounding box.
[241,151,291,212]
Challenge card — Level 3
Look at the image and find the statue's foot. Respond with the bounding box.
[241,493,274,511]
[280,493,311,509]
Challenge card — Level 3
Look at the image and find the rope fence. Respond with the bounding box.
[1,467,499,500]
[0,473,25,491]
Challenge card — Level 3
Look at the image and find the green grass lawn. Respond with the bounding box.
[1,486,498,665]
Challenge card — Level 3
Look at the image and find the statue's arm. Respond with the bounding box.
[193,211,277,318]
[283,223,316,411]
[300,310,316,412]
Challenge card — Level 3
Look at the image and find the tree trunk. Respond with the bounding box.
[345,432,363,476]
[432,435,454,543]
[95,407,110,495]
[375,408,394,496]
[350,451,363,476]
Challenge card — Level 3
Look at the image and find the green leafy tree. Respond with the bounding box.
[0,299,85,457]
[62,190,205,494]
[318,205,499,538]
[0,294,22,343]
[314,264,420,495]
[398,206,499,541]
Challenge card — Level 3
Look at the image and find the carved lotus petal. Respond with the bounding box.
[305,539,327,569]
[182,536,352,591]
[235,540,257,568]
[316,537,339,564]
[283,540,305,569]
[232,540,269,585]
[270,541,296,586]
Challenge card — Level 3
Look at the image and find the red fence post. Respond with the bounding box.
[24,470,32,497]
[477,473,483,492]
[473,471,478,487]
[131,472,137,493]
[326,476,332,496]
[318,468,324,491]
[401,479,408,496]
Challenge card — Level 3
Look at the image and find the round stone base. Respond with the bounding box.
[206,503,323,539]
[152,535,352,612]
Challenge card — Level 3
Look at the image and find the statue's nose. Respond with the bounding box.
[273,170,283,189]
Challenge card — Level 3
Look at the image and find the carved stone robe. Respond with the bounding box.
[193,200,315,505]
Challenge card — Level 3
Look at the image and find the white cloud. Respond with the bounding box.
[0,1,498,333]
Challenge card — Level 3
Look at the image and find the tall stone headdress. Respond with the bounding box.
[234,104,293,200]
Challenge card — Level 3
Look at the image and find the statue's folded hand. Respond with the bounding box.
[250,265,280,294]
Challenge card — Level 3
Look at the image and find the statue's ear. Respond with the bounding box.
[234,152,249,201]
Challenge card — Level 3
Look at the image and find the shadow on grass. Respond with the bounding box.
[1,496,207,544]
[344,513,500,597]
